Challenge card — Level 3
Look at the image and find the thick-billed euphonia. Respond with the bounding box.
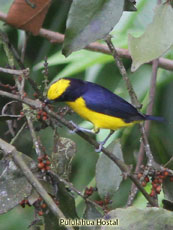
[46,78,163,151]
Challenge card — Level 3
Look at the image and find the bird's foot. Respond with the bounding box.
[95,130,114,153]
[95,141,105,153]
[69,121,94,134]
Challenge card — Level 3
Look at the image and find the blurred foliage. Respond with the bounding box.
[0,0,173,229]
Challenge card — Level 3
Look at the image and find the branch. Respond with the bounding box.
[127,59,159,206]
[105,35,141,108]
[0,11,173,71]
[49,171,101,210]
[0,89,158,206]
[0,67,29,75]
[0,139,75,230]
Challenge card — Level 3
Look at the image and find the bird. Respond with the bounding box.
[45,77,164,151]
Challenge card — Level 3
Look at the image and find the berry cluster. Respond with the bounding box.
[95,197,112,214]
[37,155,51,172]
[20,199,31,208]
[137,167,172,197]
[36,196,59,216]
[37,110,48,121]
[36,197,47,216]
[84,186,97,197]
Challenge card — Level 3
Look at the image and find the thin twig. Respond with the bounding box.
[136,59,159,171]
[0,139,75,230]
[0,11,173,71]
[105,35,141,108]
[10,122,26,145]
[26,111,43,157]
[0,67,29,75]
[49,171,101,209]
[127,57,159,206]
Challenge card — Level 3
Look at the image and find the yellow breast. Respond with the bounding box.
[66,97,136,132]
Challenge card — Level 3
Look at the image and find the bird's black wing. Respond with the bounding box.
[82,83,144,122]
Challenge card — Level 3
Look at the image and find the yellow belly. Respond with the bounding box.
[66,97,136,132]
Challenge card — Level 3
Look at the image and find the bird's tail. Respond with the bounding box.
[144,115,165,122]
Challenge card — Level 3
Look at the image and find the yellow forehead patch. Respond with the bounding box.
[47,79,70,100]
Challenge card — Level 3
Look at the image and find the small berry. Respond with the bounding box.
[38,110,42,115]
[150,190,156,197]
[43,155,48,160]
[41,203,47,209]
[38,211,44,216]
[156,185,161,194]
[42,112,47,116]
[46,160,51,165]
[157,178,163,184]
[20,111,24,116]
[33,93,38,98]
[153,183,158,189]
[38,156,43,162]
[45,166,50,171]
[137,173,143,179]
[144,176,149,183]
[55,200,59,206]
[163,171,169,177]
[38,197,43,202]
[141,181,147,187]
[23,92,27,97]
[95,200,104,206]
[42,116,47,121]
[37,115,41,120]
[20,200,26,208]
[38,162,45,169]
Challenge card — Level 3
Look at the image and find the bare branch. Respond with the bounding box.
[0,67,29,75]
[105,35,141,108]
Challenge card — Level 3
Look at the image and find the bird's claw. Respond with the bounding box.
[69,121,79,133]
[95,142,104,153]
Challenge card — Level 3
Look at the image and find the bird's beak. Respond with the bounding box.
[44,98,54,104]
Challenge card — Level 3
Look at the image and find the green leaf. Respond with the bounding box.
[96,140,123,198]
[62,0,125,56]
[129,3,173,71]
[83,202,103,219]
[163,177,173,203]
[102,207,173,230]
[0,154,36,214]
[80,202,103,230]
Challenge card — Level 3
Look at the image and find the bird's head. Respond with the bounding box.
[45,78,71,103]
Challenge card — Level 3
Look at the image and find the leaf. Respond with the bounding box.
[102,207,173,230]
[57,180,79,220]
[83,202,103,219]
[51,137,76,180]
[129,3,173,72]
[96,141,123,198]
[80,202,103,230]
[163,177,173,202]
[0,154,36,214]
[162,199,173,212]
[62,0,125,56]
[124,0,137,12]
[7,0,51,35]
